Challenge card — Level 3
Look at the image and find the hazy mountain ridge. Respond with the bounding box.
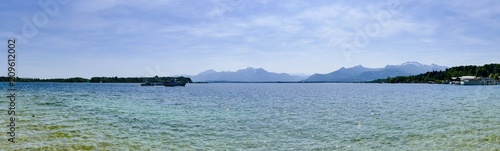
[190,67,308,82]
[305,62,447,82]
[190,62,447,82]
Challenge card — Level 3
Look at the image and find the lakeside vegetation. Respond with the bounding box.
[0,77,90,82]
[372,63,500,83]
[0,76,192,83]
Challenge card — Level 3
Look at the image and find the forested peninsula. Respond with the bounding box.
[0,76,193,83]
[372,64,500,83]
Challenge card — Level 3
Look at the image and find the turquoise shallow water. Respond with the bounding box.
[1,83,499,150]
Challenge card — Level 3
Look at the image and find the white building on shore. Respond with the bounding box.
[459,76,498,85]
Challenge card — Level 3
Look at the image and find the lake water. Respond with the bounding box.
[1,83,499,150]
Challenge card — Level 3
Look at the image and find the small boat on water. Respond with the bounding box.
[141,80,186,87]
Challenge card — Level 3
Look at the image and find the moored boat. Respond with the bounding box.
[141,80,186,87]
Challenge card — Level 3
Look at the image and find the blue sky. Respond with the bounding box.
[1,0,500,78]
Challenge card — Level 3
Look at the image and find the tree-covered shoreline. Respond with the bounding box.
[0,76,193,83]
[371,63,500,83]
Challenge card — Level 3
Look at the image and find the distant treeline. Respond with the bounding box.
[0,77,90,82]
[89,76,192,83]
[0,76,192,83]
[372,63,500,83]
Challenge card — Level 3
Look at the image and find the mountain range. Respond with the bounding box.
[305,62,447,82]
[190,67,308,82]
[189,62,447,82]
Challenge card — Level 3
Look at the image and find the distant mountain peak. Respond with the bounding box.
[246,67,263,70]
[238,67,266,72]
[352,65,366,68]
[401,61,424,66]
[199,69,217,74]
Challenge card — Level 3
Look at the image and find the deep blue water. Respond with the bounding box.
[1,83,499,150]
